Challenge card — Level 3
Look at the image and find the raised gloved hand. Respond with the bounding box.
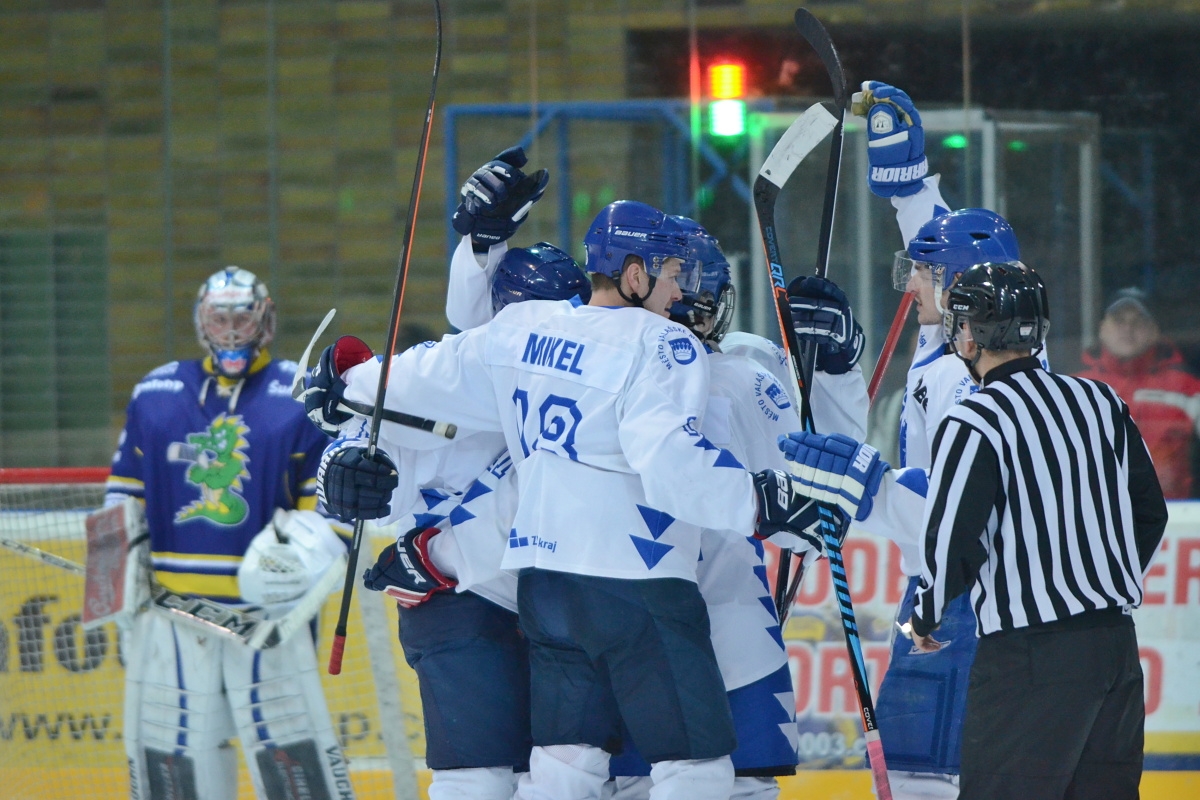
[451,146,550,246]
[787,275,865,375]
[363,526,457,608]
[299,336,375,436]
[752,468,848,553]
[317,443,399,523]
[778,431,889,522]
[852,81,927,198]
[237,509,346,606]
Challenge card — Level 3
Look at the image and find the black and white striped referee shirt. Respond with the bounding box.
[911,356,1168,637]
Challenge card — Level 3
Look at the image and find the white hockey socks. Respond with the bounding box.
[515,744,611,800]
[428,767,518,800]
[647,757,735,800]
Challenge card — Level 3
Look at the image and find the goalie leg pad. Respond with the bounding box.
[124,614,238,800]
[222,623,354,800]
[398,590,532,769]
[875,577,977,775]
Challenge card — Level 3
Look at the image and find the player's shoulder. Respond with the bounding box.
[250,358,306,400]
[129,359,199,402]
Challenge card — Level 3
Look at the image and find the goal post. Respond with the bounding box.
[0,468,426,800]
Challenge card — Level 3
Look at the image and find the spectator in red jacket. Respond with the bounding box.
[1078,288,1200,498]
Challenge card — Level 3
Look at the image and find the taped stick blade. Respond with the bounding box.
[291,308,337,399]
[757,103,838,189]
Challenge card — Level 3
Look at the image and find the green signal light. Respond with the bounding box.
[941,134,968,150]
[710,99,746,137]
[1007,140,1029,152]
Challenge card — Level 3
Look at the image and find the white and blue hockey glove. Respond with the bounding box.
[787,275,865,375]
[752,469,846,553]
[299,336,375,436]
[778,432,889,522]
[854,81,927,198]
[317,443,399,523]
[363,526,457,608]
[451,146,550,247]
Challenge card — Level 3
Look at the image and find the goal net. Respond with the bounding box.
[0,468,427,800]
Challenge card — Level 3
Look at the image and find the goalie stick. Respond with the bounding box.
[0,533,346,650]
[756,10,892,797]
[329,0,443,676]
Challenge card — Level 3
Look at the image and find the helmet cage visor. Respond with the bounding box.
[638,253,700,296]
[892,251,947,295]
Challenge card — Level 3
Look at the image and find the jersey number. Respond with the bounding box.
[513,388,582,461]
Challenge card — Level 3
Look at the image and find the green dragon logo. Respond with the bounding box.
[169,414,251,525]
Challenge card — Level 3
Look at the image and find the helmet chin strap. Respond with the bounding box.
[954,340,985,384]
[616,270,656,308]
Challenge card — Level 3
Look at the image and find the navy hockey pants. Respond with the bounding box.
[517,569,737,763]
[397,590,532,770]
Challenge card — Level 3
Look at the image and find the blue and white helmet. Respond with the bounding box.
[583,201,699,301]
[669,217,735,344]
[194,267,276,378]
[893,208,1022,316]
[491,242,592,314]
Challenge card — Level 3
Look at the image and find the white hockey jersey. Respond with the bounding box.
[342,300,758,583]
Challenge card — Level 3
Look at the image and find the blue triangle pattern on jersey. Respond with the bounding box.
[630,535,674,570]
[461,478,493,505]
[713,448,745,469]
[412,512,446,530]
[448,504,476,526]
[693,435,719,452]
[767,623,785,649]
[753,564,771,594]
[420,488,451,510]
[758,594,778,621]
[636,505,675,540]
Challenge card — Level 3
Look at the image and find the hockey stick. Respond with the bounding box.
[329,0,442,676]
[0,534,342,650]
[867,292,914,404]
[292,309,457,440]
[781,11,894,797]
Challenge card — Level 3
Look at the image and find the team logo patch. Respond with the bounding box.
[668,337,697,365]
[168,414,251,526]
[765,382,791,410]
[871,109,895,135]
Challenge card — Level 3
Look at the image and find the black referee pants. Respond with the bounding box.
[960,608,1144,800]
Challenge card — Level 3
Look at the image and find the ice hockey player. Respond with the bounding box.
[777,81,1052,798]
[310,198,824,800]
[106,267,353,800]
[304,248,592,800]
[602,219,870,800]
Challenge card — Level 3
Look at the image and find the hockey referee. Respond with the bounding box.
[905,263,1169,799]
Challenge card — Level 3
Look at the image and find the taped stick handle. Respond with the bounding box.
[328,630,348,675]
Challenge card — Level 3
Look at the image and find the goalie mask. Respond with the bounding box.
[194,267,276,378]
[892,208,1020,318]
[669,218,735,345]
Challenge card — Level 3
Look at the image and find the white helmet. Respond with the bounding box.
[194,267,276,378]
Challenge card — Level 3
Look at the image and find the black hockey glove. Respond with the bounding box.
[787,275,865,375]
[300,336,375,436]
[363,527,457,609]
[752,469,848,554]
[451,146,549,246]
[317,444,399,523]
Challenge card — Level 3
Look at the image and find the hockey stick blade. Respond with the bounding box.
[757,103,839,190]
[794,9,848,108]
[291,308,338,400]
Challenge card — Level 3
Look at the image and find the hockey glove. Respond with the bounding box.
[787,275,865,375]
[853,81,927,198]
[300,336,375,436]
[363,526,457,608]
[752,469,833,554]
[451,146,550,246]
[317,443,399,523]
[778,431,889,522]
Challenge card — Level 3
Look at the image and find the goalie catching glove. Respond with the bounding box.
[451,146,549,246]
[237,509,346,608]
[778,431,889,522]
[300,335,375,436]
[752,468,848,555]
[363,526,457,608]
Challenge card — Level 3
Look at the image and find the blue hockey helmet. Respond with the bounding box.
[583,201,699,300]
[893,208,1021,291]
[194,267,275,378]
[491,242,592,314]
[668,217,736,344]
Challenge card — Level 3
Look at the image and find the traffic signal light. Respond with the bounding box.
[708,61,746,137]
